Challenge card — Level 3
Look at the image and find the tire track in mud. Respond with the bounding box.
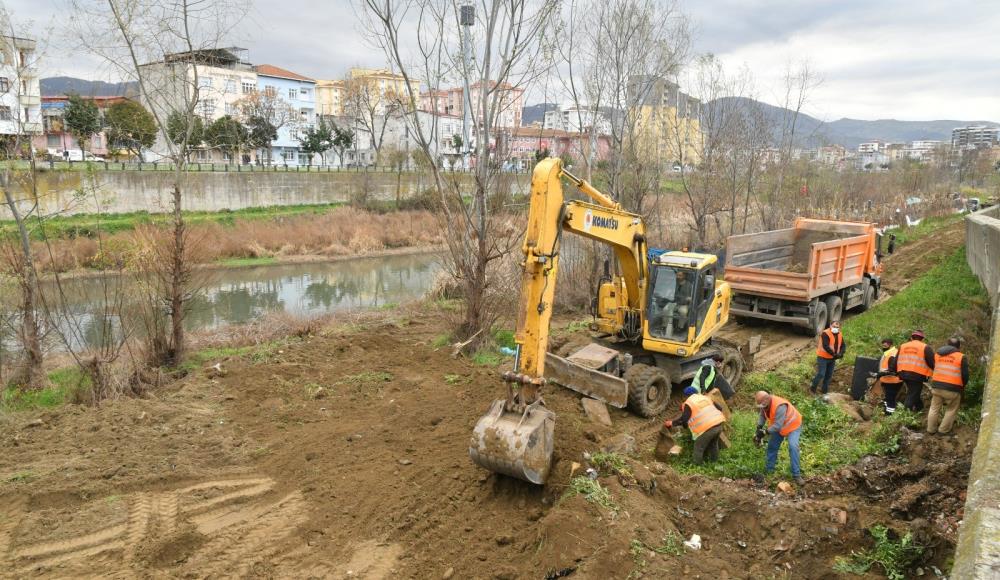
[7,475,303,577]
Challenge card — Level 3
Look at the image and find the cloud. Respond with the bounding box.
[7,0,997,121]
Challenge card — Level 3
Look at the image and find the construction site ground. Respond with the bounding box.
[0,219,978,579]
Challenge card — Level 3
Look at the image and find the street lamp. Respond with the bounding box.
[460,1,474,171]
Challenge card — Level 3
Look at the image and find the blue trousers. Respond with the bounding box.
[810,357,836,394]
[765,427,801,477]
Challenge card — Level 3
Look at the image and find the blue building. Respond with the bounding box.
[254,64,316,165]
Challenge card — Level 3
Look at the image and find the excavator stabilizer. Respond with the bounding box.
[469,399,555,484]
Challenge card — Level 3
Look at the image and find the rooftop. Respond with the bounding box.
[255,64,315,83]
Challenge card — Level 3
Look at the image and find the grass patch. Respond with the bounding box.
[338,371,393,397]
[562,476,618,513]
[472,350,503,366]
[1,202,345,240]
[834,525,924,580]
[590,451,634,480]
[430,333,451,349]
[492,328,516,350]
[179,339,292,372]
[885,212,964,248]
[675,246,990,479]
[1,367,91,412]
[215,256,278,268]
[4,471,35,483]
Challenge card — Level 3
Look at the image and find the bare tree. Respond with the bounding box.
[70,0,247,366]
[342,74,404,168]
[360,0,556,343]
[237,88,296,164]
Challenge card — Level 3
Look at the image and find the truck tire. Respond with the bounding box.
[825,295,844,324]
[808,301,829,336]
[625,363,672,417]
[857,283,875,312]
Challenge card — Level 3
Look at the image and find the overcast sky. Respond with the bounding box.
[7,0,998,122]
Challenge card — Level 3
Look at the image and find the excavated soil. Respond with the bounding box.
[0,221,976,579]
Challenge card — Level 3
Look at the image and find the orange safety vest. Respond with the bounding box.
[931,351,964,387]
[879,347,902,384]
[897,340,932,378]
[816,328,843,359]
[685,394,725,438]
[766,395,802,436]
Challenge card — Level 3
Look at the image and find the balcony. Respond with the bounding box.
[22,121,42,133]
[19,94,40,106]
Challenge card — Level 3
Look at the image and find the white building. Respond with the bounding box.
[0,36,42,140]
[346,110,468,168]
[140,47,258,160]
[542,104,612,135]
[857,141,882,154]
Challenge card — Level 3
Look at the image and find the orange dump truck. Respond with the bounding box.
[723,218,889,335]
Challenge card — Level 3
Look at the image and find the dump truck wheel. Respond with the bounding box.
[825,295,844,323]
[625,364,671,417]
[719,347,744,389]
[809,301,829,336]
[857,283,875,312]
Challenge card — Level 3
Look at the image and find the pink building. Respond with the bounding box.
[505,128,611,170]
[419,81,524,129]
[33,96,129,159]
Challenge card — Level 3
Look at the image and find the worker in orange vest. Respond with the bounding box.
[896,329,935,411]
[810,320,845,395]
[874,338,903,415]
[664,386,727,464]
[753,390,804,485]
[927,337,969,435]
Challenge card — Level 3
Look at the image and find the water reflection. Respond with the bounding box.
[2,253,440,352]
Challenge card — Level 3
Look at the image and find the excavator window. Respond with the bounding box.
[646,265,698,342]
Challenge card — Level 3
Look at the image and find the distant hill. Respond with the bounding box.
[521,102,560,126]
[707,97,999,149]
[41,76,138,98]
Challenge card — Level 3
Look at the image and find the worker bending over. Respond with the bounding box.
[896,329,935,412]
[875,338,903,415]
[754,390,804,485]
[691,354,735,400]
[927,337,969,435]
[810,321,845,395]
[664,386,727,465]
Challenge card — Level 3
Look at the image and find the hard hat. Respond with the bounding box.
[701,358,714,366]
[911,329,925,339]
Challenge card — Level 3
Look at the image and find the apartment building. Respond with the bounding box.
[542,103,612,135]
[315,79,346,117]
[952,125,998,151]
[139,47,257,160]
[419,81,524,129]
[33,96,129,159]
[0,35,42,142]
[255,64,316,165]
[628,76,703,166]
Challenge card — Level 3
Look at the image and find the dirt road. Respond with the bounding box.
[0,221,973,578]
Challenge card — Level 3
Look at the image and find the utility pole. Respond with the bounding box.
[460,1,474,171]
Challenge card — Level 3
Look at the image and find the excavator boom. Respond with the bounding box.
[469,158,648,484]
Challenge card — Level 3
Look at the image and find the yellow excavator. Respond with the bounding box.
[469,158,745,484]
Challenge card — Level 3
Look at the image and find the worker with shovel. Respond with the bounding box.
[661,386,727,465]
[753,390,804,485]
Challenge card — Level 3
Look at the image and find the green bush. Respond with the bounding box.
[834,525,924,580]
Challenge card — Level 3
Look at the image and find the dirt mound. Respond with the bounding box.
[880,222,964,295]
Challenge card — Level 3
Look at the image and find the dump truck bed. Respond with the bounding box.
[724,219,876,302]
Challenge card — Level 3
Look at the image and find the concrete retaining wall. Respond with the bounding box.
[0,170,530,218]
[954,205,1000,578]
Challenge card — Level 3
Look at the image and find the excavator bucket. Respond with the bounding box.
[469,399,555,484]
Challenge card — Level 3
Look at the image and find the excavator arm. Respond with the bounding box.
[470,158,648,484]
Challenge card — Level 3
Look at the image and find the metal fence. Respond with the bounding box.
[26,160,533,174]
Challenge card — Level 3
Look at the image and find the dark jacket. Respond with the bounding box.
[931,345,970,392]
[819,331,847,358]
[693,365,735,400]
[898,343,936,383]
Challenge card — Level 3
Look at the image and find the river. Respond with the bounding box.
[1,252,441,352]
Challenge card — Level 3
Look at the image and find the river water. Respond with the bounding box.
[1,252,441,352]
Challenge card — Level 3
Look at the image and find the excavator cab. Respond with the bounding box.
[642,252,728,356]
[646,265,698,342]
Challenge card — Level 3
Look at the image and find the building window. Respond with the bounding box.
[282,150,296,162]
[200,99,216,119]
[0,77,8,92]
[225,79,237,93]
[47,134,60,147]
[264,85,277,97]
[242,80,254,94]
[225,103,238,116]
[299,88,311,100]
[198,76,212,89]
[288,88,297,100]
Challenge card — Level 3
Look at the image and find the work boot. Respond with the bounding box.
[794,476,805,486]
[752,473,766,486]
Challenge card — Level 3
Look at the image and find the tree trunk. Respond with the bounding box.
[169,181,186,364]
[2,183,45,390]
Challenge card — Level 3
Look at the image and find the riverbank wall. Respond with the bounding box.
[954,204,1000,578]
[1,170,531,218]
